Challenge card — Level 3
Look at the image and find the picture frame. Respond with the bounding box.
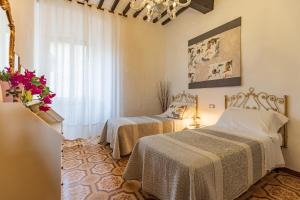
[188,17,242,89]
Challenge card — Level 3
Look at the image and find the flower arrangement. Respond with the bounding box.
[0,67,55,112]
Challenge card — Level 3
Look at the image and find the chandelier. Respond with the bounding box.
[130,0,191,22]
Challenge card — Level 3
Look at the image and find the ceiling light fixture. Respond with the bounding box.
[130,0,191,22]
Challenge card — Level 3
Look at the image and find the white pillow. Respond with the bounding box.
[269,110,289,133]
[216,108,288,135]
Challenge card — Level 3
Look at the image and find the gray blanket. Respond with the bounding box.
[100,116,185,159]
[123,128,265,200]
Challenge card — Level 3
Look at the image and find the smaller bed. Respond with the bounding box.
[100,91,198,159]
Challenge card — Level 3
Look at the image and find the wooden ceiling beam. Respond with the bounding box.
[110,0,120,13]
[153,10,167,23]
[122,3,131,16]
[133,6,145,18]
[161,6,188,25]
[97,0,105,10]
[86,0,92,7]
[190,0,214,14]
[77,1,84,5]
[69,0,92,7]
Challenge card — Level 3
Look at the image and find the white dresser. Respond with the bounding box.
[0,103,64,200]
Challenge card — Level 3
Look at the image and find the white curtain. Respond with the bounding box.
[35,0,121,139]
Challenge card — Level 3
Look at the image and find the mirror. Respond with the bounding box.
[0,8,9,70]
[0,0,15,71]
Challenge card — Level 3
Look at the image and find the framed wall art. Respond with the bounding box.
[188,17,241,89]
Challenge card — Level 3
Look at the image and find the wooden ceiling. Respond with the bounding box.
[70,0,214,25]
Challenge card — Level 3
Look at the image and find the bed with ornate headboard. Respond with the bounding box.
[225,87,288,147]
[100,91,198,159]
[124,88,288,200]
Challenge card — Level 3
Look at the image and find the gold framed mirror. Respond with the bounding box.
[0,0,15,71]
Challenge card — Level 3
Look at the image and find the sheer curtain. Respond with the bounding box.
[35,0,121,139]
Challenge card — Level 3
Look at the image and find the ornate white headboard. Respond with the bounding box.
[225,87,288,148]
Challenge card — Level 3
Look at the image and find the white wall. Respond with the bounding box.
[119,18,166,116]
[164,0,300,171]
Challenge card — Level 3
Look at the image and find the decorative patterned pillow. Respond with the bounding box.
[166,104,187,119]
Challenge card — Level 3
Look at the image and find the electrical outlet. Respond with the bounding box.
[209,104,216,109]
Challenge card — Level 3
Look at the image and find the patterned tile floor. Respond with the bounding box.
[62,140,300,200]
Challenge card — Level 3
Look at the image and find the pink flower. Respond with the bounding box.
[24,82,32,90]
[39,105,50,112]
[20,74,32,87]
[49,93,56,98]
[24,69,35,80]
[43,96,52,104]
[9,72,24,87]
[39,75,47,85]
[30,85,42,95]
[10,72,23,87]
